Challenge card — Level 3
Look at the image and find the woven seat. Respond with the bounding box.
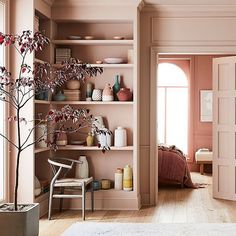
[48,158,94,221]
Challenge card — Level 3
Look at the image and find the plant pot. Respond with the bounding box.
[0,203,39,236]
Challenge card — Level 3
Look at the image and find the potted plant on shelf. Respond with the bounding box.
[0,30,108,236]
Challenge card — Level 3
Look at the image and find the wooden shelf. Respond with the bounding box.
[50,101,133,105]
[35,100,50,104]
[34,147,50,153]
[52,39,134,46]
[53,63,133,69]
[57,145,134,151]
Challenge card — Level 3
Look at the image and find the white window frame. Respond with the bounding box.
[0,0,9,203]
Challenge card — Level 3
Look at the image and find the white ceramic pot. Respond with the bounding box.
[99,125,112,147]
[76,156,89,179]
[35,124,47,148]
[114,127,127,147]
[92,89,102,101]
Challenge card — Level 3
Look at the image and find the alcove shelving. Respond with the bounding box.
[32,5,139,215]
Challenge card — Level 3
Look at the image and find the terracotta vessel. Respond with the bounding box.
[66,79,80,90]
[117,88,132,101]
[56,131,68,146]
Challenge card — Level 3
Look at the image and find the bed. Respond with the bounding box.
[158,145,196,188]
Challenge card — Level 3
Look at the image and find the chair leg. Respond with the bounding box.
[91,183,94,212]
[59,187,64,212]
[82,182,86,221]
[48,185,53,220]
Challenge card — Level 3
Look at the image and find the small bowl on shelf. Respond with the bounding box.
[70,140,85,145]
[67,36,82,40]
[104,58,124,64]
[84,36,94,40]
[95,60,103,64]
[113,36,125,40]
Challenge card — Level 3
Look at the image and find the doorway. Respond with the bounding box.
[149,47,236,205]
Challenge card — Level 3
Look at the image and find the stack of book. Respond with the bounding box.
[64,90,81,101]
[55,48,71,64]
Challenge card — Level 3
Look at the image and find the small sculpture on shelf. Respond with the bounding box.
[102,83,114,102]
[86,132,94,146]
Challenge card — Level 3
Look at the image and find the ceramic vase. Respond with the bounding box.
[66,79,80,90]
[112,74,121,101]
[99,125,112,147]
[86,83,93,101]
[86,132,94,146]
[35,123,47,148]
[123,165,133,191]
[56,131,68,146]
[102,83,114,102]
[53,91,66,101]
[114,127,127,147]
[117,88,132,101]
[76,156,89,179]
[92,89,102,101]
[115,168,123,190]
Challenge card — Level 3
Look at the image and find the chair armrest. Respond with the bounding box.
[54,157,83,165]
[48,159,72,169]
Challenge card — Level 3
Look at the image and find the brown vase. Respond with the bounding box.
[56,131,68,146]
[117,88,132,101]
[66,79,80,90]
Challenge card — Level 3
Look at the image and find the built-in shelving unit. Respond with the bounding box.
[31,1,140,215]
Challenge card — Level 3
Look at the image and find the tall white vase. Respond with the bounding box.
[76,156,89,179]
[114,127,127,147]
[35,124,47,148]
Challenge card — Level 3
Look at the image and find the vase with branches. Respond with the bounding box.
[0,30,109,213]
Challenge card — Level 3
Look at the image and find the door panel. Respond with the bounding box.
[213,56,236,201]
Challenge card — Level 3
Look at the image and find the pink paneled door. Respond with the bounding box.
[213,56,236,201]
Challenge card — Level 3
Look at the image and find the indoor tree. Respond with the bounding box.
[0,30,106,211]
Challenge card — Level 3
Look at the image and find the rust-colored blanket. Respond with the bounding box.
[158,145,196,188]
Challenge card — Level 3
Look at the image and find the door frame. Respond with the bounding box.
[150,45,236,205]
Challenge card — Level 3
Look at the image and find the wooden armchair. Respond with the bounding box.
[48,158,94,221]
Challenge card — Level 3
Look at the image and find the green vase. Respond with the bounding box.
[113,74,120,101]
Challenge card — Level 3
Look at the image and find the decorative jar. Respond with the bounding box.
[123,165,133,191]
[86,132,94,146]
[92,89,102,101]
[102,83,114,102]
[114,168,123,190]
[35,123,47,148]
[112,74,121,101]
[56,131,68,146]
[117,88,132,101]
[66,79,80,90]
[114,127,127,147]
[75,156,89,179]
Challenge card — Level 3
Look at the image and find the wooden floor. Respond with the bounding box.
[39,172,236,236]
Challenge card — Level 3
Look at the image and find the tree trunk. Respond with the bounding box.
[14,150,21,211]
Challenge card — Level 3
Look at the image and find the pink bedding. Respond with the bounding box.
[158,145,196,188]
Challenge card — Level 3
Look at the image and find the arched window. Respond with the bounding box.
[157,62,189,154]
